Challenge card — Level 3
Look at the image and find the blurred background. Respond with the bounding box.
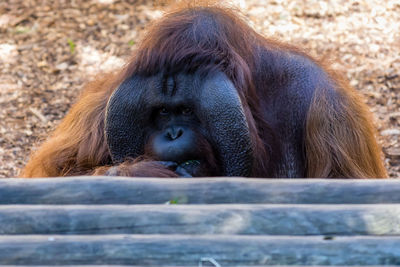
[0,0,399,177]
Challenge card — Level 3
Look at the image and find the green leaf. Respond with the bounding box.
[169,199,178,204]
[67,39,76,54]
[15,26,30,34]
[165,196,188,205]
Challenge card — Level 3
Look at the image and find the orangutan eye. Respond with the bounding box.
[181,107,192,115]
[159,107,169,115]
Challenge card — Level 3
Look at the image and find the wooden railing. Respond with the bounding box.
[0,177,399,266]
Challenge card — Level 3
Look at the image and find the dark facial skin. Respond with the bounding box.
[145,105,206,177]
[150,106,200,163]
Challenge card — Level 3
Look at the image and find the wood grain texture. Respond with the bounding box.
[1,177,400,204]
[0,204,399,235]
[2,177,400,265]
[0,235,399,265]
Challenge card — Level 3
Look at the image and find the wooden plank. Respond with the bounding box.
[0,204,400,235]
[0,177,400,204]
[0,235,399,265]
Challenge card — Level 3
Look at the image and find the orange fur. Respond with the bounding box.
[92,159,179,178]
[305,69,387,178]
[21,72,121,177]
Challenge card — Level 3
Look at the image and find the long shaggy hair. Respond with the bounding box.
[21,2,387,178]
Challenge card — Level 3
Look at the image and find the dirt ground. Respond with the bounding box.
[0,0,399,178]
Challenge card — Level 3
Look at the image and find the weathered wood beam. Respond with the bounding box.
[0,235,399,265]
[0,204,399,235]
[0,177,399,204]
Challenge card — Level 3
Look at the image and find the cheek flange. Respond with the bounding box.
[196,72,253,177]
[105,75,149,163]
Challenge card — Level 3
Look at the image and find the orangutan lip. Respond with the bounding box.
[180,159,201,166]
